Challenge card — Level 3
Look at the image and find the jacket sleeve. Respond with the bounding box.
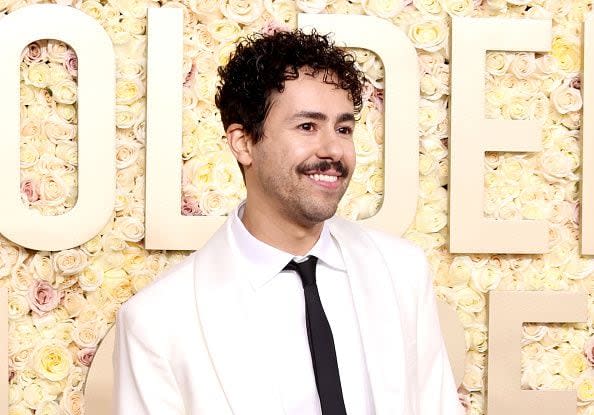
[113,301,186,415]
[416,254,465,415]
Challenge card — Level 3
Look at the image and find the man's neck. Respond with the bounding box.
[240,201,323,256]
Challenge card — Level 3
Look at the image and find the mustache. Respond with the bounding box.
[297,160,349,177]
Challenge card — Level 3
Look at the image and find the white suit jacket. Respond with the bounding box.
[113,215,463,414]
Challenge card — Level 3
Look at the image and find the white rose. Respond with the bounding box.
[408,17,448,52]
[509,52,536,79]
[55,104,76,124]
[42,117,76,143]
[470,263,502,292]
[485,51,512,75]
[37,174,67,206]
[35,402,61,415]
[52,249,88,276]
[441,0,474,16]
[55,141,77,166]
[296,0,327,13]
[453,286,485,313]
[115,140,141,169]
[414,204,447,233]
[24,63,50,88]
[220,0,263,24]
[551,83,582,114]
[115,216,145,242]
[50,79,77,105]
[413,0,442,14]
[7,293,30,320]
[72,321,104,348]
[362,0,403,17]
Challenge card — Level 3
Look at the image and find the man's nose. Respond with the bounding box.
[317,128,344,161]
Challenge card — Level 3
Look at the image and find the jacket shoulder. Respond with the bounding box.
[330,216,427,261]
[118,251,198,326]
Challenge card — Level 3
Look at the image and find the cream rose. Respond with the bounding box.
[551,83,582,114]
[115,77,144,105]
[508,52,536,78]
[115,216,145,242]
[42,117,76,143]
[362,0,403,17]
[24,63,50,88]
[441,0,473,16]
[32,341,73,381]
[52,249,87,277]
[408,17,448,52]
[60,389,84,415]
[50,79,77,105]
[220,0,263,24]
[413,0,442,14]
[296,0,327,13]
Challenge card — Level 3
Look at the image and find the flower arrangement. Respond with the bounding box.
[1,0,593,413]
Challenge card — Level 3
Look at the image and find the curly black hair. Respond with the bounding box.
[215,29,365,144]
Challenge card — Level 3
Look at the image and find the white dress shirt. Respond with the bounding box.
[230,203,375,414]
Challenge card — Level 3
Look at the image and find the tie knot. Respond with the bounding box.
[284,256,318,287]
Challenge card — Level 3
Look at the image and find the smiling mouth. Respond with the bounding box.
[307,173,338,183]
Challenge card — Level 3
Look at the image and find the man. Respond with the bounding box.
[113,30,462,414]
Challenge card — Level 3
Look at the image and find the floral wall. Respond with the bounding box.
[1,0,593,413]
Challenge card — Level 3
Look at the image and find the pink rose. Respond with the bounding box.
[260,20,290,36]
[584,336,594,365]
[21,41,47,64]
[183,62,197,88]
[77,347,96,367]
[371,87,384,112]
[458,390,471,413]
[181,196,202,216]
[570,76,581,90]
[21,178,39,203]
[28,280,62,315]
[63,49,78,77]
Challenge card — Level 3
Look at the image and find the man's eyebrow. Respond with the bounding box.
[289,111,328,121]
[337,113,356,123]
[288,111,355,123]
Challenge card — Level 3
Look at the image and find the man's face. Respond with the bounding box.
[244,69,356,227]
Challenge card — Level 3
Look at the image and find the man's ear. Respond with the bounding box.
[226,123,253,168]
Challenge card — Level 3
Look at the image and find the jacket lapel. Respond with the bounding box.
[192,219,285,415]
[328,217,408,415]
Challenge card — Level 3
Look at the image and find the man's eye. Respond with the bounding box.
[299,123,314,131]
[337,126,353,135]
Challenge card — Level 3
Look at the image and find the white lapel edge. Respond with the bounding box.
[192,218,285,415]
[328,217,408,415]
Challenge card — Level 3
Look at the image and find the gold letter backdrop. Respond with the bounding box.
[1,0,593,413]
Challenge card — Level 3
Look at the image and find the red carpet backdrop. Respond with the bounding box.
[0,0,593,414]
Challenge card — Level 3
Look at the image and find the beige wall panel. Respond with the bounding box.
[437,298,465,387]
[299,13,419,236]
[0,5,115,251]
[487,291,587,414]
[449,18,551,253]
[84,325,115,415]
[144,8,226,250]
[0,289,6,415]
[582,13,594,255]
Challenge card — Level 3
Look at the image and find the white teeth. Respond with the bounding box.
[308,174,338,183]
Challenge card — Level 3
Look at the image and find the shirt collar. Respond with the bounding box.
[230,201,345,289]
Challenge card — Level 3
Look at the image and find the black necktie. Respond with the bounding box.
[284,256,348,415]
